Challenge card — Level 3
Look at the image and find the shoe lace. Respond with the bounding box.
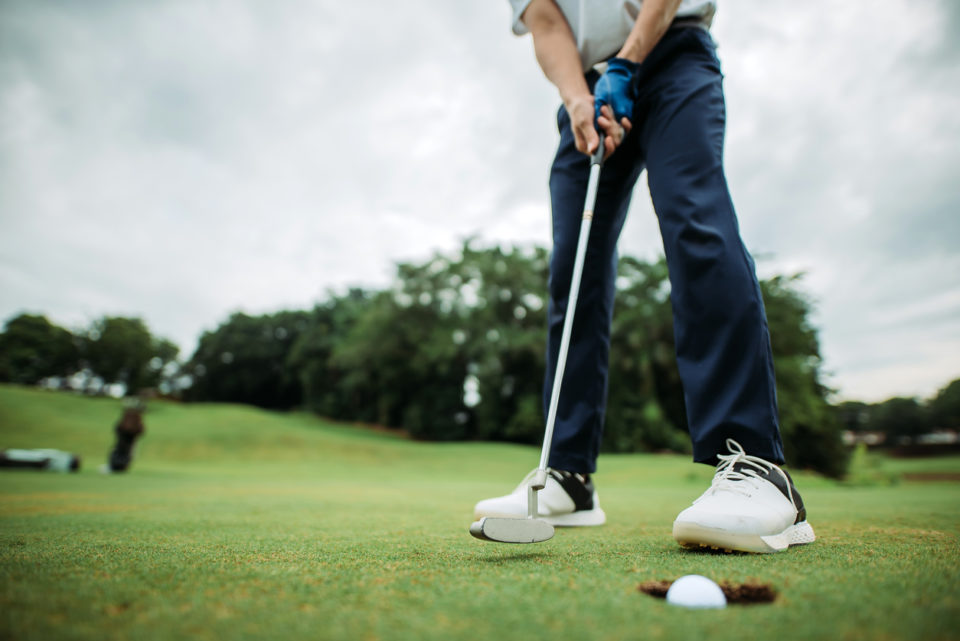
[513,468,541,492]
[513,468,582,493]
[697,439,796,507]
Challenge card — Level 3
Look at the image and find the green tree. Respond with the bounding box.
[761,275,848,477]
[331,291,469,438]
[0,313,79,384]
[82,316,168,394]
[324,242,550,441]
[149,337,182,394]
[871,396,930,445]
[186,311,309,408]
[835,400,871,433]
[444,243,549,443]
[606,257,689,453]
[928,378,960,430]
[287,289,375,419]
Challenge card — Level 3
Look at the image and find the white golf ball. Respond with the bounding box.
[665,575,727,609]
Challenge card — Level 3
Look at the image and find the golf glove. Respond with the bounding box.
[594,57,640,124]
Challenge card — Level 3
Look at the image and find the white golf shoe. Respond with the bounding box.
[673,439,816,553]
[474,468,606,526]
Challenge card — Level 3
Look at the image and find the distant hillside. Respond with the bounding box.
[0,385,538,479]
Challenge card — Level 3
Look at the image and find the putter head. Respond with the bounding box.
[469,517,555,544]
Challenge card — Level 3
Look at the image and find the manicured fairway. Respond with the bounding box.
[1,385,958,641]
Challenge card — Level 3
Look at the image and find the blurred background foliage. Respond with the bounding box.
[0,313,179,394]
[2,241,958,479]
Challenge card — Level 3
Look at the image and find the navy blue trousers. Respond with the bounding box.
[544,27,785,473]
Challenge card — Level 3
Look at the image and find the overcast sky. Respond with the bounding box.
[1,0,958,402]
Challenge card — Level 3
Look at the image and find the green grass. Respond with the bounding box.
[1,384,959,641]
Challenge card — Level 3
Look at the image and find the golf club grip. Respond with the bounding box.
[591,131,605,166]
[538,158,602,473]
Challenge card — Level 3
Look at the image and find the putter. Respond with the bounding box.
[471,134,605,544]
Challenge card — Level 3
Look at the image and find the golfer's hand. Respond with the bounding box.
[566,96,630,160]
[594,57,639,157]
[597,104,631,159]
[594,57,639,123]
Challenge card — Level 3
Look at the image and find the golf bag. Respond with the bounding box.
[106,400,145,473]
[0,448,81,472]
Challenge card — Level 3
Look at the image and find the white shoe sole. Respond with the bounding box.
[474,507,606,527]
[673,520,815,554]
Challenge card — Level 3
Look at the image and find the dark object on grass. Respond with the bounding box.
[105,400,145,473]
[0,448,81,472]
[638,579,777,604]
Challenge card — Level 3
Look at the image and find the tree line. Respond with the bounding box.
[836,383,960,446]
[3,242,957,478]
[0,315,180,394]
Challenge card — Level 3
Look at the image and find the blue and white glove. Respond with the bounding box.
[594,57,640,124]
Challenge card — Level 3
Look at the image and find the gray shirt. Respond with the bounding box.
[507,0,717,70]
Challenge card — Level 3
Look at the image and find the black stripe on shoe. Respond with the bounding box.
[733,461,807,523]
[549,469,595,511]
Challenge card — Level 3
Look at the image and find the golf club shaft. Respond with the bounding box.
[535,135,605,485]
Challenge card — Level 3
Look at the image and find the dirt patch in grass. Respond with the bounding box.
[718,581,778,604]
[637,580,672,598]
[638,579,777,604]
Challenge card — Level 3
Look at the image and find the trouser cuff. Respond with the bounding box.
[692,432,785,466]
[547,453,597,475]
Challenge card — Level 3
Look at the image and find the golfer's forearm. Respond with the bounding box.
[533,31,591,105]
[523,2,591,105]
[616,0,684,64]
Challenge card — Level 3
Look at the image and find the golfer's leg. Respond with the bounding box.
[545,102,643,474]
[642,30,784,464]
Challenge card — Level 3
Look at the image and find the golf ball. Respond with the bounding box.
[665,575,727,609]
